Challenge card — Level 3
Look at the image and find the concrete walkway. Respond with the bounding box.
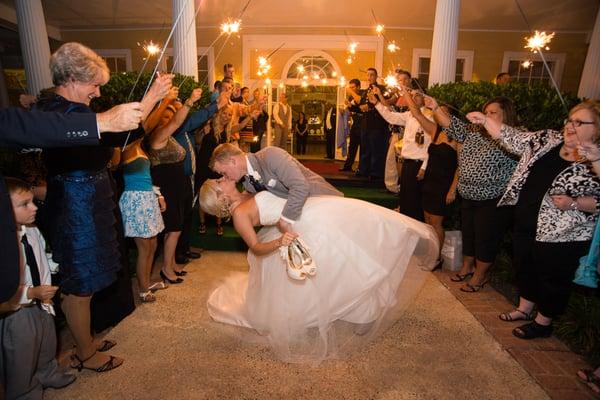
[46,251,569,399]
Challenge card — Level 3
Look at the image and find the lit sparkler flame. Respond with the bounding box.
[339,76,346,87]
[331,71,337,78]
[384,74,398,88]
[297,65,304,73]
[221,19,242,34]
[348,42,358,55]
[387,42,398,53]
[376,24,385,34]
[346,56,353,65]
[141,41,161,56]
[301,81,308,88]
[525,31,555,52]
[521,60,532,69]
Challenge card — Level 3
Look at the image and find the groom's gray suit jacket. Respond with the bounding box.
[243,146,343,221]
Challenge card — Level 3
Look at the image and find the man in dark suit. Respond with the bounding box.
[0,103,144,313]
[340,78,364,171]
[324,106,337,159]
[361,68,390,180]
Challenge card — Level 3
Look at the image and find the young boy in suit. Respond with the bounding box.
[1,177,75,400]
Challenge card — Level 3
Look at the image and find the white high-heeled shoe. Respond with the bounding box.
[292,238,316,276]
[285,242,307,280]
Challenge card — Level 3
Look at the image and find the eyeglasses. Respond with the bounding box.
[564,118,595,128]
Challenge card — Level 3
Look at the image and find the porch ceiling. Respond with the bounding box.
[5,0,599,32]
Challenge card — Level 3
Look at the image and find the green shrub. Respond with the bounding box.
[90,71,210,112]
[427,81,580,131]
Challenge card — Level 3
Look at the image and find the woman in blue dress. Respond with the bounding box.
[37,42,168,372]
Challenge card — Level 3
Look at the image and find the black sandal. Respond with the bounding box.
[499,309,534,322]
[70,351,123,373]
[96,339,117,352]
[513,321,553,340]
[577,369,600,394]
[450,272,474,282]
[459,280,488,293]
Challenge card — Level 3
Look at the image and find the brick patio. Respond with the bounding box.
[434,269,597,400]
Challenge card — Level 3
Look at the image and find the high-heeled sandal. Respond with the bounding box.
[70,351,123,373]
[293,238,316,276]
[174,270,188,277]
[450,272,474,282]
[96,340,116,353]
[459,280,489,292]
[198,223,207,234]
[139,291,156,303]
[160,270,183,284]
[148,281,168,291]
[216,224,224,236]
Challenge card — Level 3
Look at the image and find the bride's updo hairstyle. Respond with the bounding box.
[199,179,231,218]
[209,143,244,169]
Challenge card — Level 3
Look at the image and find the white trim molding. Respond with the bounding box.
[501,51,566,87]
[242,34,384,89]
[95,49,133,72]
[280,49,342,87]
[411,48,474,82]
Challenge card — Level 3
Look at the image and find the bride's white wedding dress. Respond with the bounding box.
[207,191,439,363]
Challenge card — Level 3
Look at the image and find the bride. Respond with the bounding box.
[200,178,439,363]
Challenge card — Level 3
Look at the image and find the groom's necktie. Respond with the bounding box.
[244,175,266,192]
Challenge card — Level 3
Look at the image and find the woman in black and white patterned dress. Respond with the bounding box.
[426,96,518,292]
[466,100,600,339]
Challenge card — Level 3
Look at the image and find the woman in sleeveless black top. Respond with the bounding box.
[422,110,459,269]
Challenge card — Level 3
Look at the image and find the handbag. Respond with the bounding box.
[441,231,462,271]
[573,221,600,289]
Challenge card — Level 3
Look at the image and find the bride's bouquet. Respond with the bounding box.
[279,237,316,281]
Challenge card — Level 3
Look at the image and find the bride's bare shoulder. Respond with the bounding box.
[232,197,258,223]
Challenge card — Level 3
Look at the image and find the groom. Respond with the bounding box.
[210,143,343,233]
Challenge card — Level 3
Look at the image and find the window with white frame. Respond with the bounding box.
[94,49,132,73]
[165,47,214,87]
[502,51,565,87]
[412,49,473,88]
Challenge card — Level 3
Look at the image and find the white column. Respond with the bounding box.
[428,0,461,87]
[578,7,600,99]
[14,0,52,96]
[172,0,198,81]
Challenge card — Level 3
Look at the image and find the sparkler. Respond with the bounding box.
[521,60,532,69]
[387,42,398,53]
[220,19,242,35]
[376,24,385,34]
[348,42,358,55]
[525,31,555,53]
[122,1,188,151]
[143,41,161,56]
[515,0,567,112]
[384,74,398,88]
